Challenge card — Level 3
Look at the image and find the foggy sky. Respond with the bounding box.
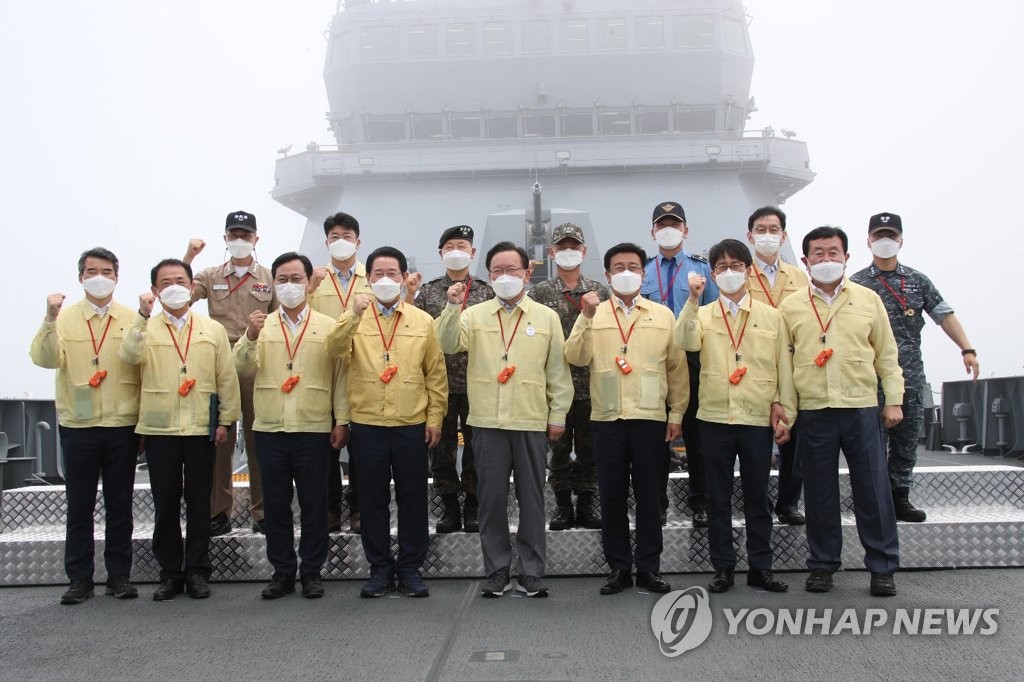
[2,0,1020,399]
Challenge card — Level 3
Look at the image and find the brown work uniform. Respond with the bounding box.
[193,260,277,525]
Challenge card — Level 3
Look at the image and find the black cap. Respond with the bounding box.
[438,225,474,249]
[868,212,902,235]
[653,201,686,224]
[225,211,257,233]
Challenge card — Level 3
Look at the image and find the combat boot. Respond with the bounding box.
[892,487,927,522]
[436,493,462,533]
[549,490,575,530]
[462,494,480,533]
[575,491,602,529]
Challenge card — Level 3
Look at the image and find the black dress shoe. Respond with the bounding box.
[599,570,633,595]
[209,513,232,537]
[747,569,789,593]
[636,571,671,593]
[692,510,709,528]
[776,508,807,526]
[61,580,95,605]
[105,576,139,599]
[870,572,897,597]
[186,574,211,600]
[153,579,184,601]
[301,574,325,599]
[805,569,834,593]
[708,568,734,593]
[261,573,295,599]
[252,519,266,534]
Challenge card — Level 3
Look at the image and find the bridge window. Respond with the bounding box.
[599,109,632,135]
[412,116,443,140]
[672,15,714,49]
[596,18,627,51]
[722,17,748,53]
[635,17,665,49]
[640,110,670,134]
[485,22,513,56]
[366,116,405,142]
[523,113,556,137]
[562,110,594,136]
[523,20,551,54]
[487,114,518,139]
[674,108,716,132]
[361,25,401,60]
[409,25,438,58]
[447,23,475,57]
[451,115,481,139]
[560,20,588,53]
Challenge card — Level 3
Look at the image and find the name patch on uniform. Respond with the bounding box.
[212,284,229,291]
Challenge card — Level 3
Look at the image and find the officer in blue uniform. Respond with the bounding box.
[641,201,718,527]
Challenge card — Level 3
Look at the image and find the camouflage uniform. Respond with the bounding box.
[416,273,494,494]
[528,274,610,494]
[850,262,953,488]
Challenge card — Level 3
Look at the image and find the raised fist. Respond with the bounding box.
[580,291,601,319]
[139,292,156,318]
[447,281,466,304]
[183,238,205,264]
[247,310,267,340]
[687,271,706,302]
[352,293,372,316]
[308,266,329,293]
[45,293,66,322]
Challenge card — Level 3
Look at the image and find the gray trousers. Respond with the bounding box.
[473,427,548,577]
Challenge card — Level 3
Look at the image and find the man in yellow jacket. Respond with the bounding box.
[678,238,795,595]
[779,226,903,597]
[436,241,572,599]
[234,252,348,600]
[120,258,241,601]
[30,247,142,605]
[564,242,688,596]
[326,246,447,599]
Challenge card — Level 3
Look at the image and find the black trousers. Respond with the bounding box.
[349,423,428,576]
[700,420,774,571]
[328,445,359,518]
[592,419,665,573]
[663,351,706,512]
[256,431,330,578]
[798,408,900,574]
[59,425,137,582]
[775,421,804,512]
[145,435,215,581]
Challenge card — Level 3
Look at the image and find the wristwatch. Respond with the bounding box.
[961,349,977,357]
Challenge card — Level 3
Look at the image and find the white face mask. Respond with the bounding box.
[654,227,684,250]
[610,271,643,296]
[226,239,254,259]
[441,250,472,271]
[753,233,782,258]
[715,270,747,294]
[492,274,525,300]
[82,275,116,299]
[328,238,357,261]
[275,283,307,309]
[809,261,846,285]
[553,249,584,270]
[870,237,901,259]
[159,284,191,310]
[370,277,402,303]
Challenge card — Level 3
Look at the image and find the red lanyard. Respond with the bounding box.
[754,268,777,308]
[166,316,194,373]
[808,288,833,342]
[223,263,253,295]
[718,299,750,361]
[655,256,681,303]
[86,315,113,365]
[611,301,639,353]
[460,277,473,310]
[875,274,907,310]
[371,306,401,362]
[562,291,583,312]
[280,312,311,369]
[329,270,358,310]
[497,308,525,361]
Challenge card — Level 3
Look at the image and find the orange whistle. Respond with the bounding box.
[729,367,748,385]
[88,370,108,388]
[380,365,399,384]
[815,349,834,367]
[615,356,633,374]
[178,378,196,396]
[497,366,516,384]
[281,376,300,393]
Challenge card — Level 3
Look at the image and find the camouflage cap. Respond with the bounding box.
[551,222,585,244]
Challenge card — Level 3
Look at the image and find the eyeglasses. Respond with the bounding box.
[609,264,644,274]
[713,262,748,274]
[751,226,784,235]
[489,266,525,277]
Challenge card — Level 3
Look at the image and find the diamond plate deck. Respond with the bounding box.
[2,466,1023,585]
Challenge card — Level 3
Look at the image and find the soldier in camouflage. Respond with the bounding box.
[851,212,979,522]
[528,222,610,530]
[412,225,494,533]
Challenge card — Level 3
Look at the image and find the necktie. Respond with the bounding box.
[665,257,677,309]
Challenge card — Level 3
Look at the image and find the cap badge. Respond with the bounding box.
[234,213,248,222]
[661,203,676,212]
[880,215,890,223]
